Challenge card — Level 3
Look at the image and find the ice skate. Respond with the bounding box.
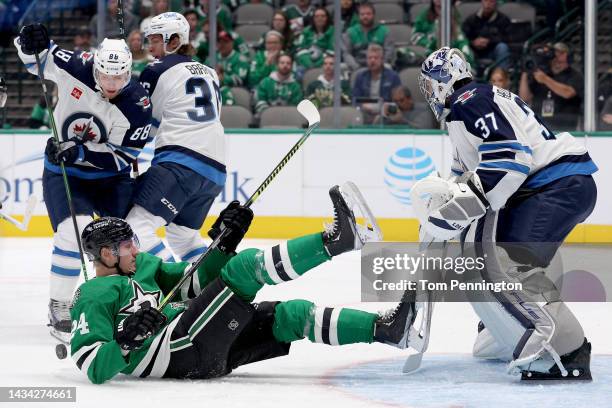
[48,298,71,344]
[322,181,382,257]
[374,291,417,349]
[521,338,592,381]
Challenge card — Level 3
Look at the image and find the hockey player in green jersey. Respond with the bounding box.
[70,183,416,384]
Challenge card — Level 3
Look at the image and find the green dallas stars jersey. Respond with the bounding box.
[70,249,232,384]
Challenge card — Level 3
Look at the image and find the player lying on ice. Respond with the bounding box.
[70,183,414,384]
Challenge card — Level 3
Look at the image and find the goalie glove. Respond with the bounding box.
[410,172,489,241]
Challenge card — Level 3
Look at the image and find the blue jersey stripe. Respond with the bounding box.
[153,151,226,186]
[478,142,532,155]
[479,161,530,175]
[44,158,130,179]
[147,241,167,256]
[524,160,598,188]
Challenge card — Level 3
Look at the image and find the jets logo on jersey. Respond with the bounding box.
[119,280,162,315]
[137,95,151,110]
[71,87,83,100]
[454,89,477,105]
[61,112,108,143]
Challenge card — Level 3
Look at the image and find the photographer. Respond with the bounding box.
[374,86,434,128]
[519,42,583,131]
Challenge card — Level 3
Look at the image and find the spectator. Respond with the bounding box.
[216,66,236,106]
[128,29,153,79]
[411,0,474,66]
[462,0,511,69]
[140,0,169,32]
[255,11,294,54]
[352,43,401,123]
[89,0,138,44]
[295,7,334,70]
[374,86,434,128]
[207,31,249,87]
[194,0,233,31]
[221,0,273,13]
[599,95,612,131]
[255,53,303,115]
[184,8,207,50]
[489,66,511,90]
[339,0,360,32]
[519,42,583,131]
[29,96,50,129]
[282,0,314,37]
[343,2,394,71]
[305,53,351,108]
[248,30,284,88]
[194,17,249,62]
[73,26,94,52]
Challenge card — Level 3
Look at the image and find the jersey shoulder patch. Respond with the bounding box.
[51,48,97,90]
[111,80,152,126]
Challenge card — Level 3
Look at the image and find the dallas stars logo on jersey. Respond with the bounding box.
[119,280,162,315]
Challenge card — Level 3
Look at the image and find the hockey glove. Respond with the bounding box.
[208,200,253,254]
[45,137,83,166]
[19,24,50,54]
[115,303,167,351]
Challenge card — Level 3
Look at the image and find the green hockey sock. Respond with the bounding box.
[221,233,331,302]
[272,300,377,345]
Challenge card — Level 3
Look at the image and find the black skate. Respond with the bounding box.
[322,182,382,257]
[374,292,417,349]
[48,298,71,344]
[521,338,592,381]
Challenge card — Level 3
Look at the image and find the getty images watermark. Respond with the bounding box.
[360,242,612,303]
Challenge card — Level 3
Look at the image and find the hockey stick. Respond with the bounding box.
[157,100,320,311]
[116,0,139,177]
[0,195,37,231]
[34,51,89,282]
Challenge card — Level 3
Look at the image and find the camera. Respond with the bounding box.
[523,45,554,73]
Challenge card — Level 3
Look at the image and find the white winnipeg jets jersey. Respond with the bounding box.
[446,82,597,210]
[15,39,152,179]
[139,54,226,186]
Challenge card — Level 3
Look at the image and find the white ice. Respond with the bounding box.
[0,238,610,408]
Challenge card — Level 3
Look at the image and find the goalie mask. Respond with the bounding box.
[93,38,132,97]
[143,12,190,55]
[419,47,472,121]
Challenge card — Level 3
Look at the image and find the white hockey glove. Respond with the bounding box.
[410,172,489,241]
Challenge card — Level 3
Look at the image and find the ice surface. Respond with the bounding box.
[1,238,610,408]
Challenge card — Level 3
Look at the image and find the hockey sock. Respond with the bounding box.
[166,223,207,263]
[221,233,331,301]
[50,216,90,300]
[272,300,377,345]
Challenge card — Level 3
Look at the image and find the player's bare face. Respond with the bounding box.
[147,34,166,59]
[97,72,127,99]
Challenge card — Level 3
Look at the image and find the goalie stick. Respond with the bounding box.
[0,195,37,231]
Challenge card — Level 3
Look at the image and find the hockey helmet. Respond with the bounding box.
[93,38,132,92]
[82,217,139,261]
[143,12,189,54]
[419,47,472,121]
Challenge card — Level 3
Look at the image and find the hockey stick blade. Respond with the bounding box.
[403,352,423,374]
[297,99,320,127]
[0,195,37,231]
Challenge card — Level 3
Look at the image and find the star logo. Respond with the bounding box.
[119,280,162,315]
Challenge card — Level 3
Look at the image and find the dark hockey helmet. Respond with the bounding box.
[81,217,136,261]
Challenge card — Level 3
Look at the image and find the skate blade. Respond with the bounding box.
[339,181,383,243]
[49,327,70,345]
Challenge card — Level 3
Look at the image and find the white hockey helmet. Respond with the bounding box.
[93,38,132,90]
[144,12,190,54]
[419,47,472,121]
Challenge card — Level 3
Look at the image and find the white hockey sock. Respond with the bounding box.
[126,205,175,262]
[166,223,207,263]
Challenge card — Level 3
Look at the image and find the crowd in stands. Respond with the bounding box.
[20,0,610,130]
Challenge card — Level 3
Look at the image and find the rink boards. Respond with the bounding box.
[1,129,612,242]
